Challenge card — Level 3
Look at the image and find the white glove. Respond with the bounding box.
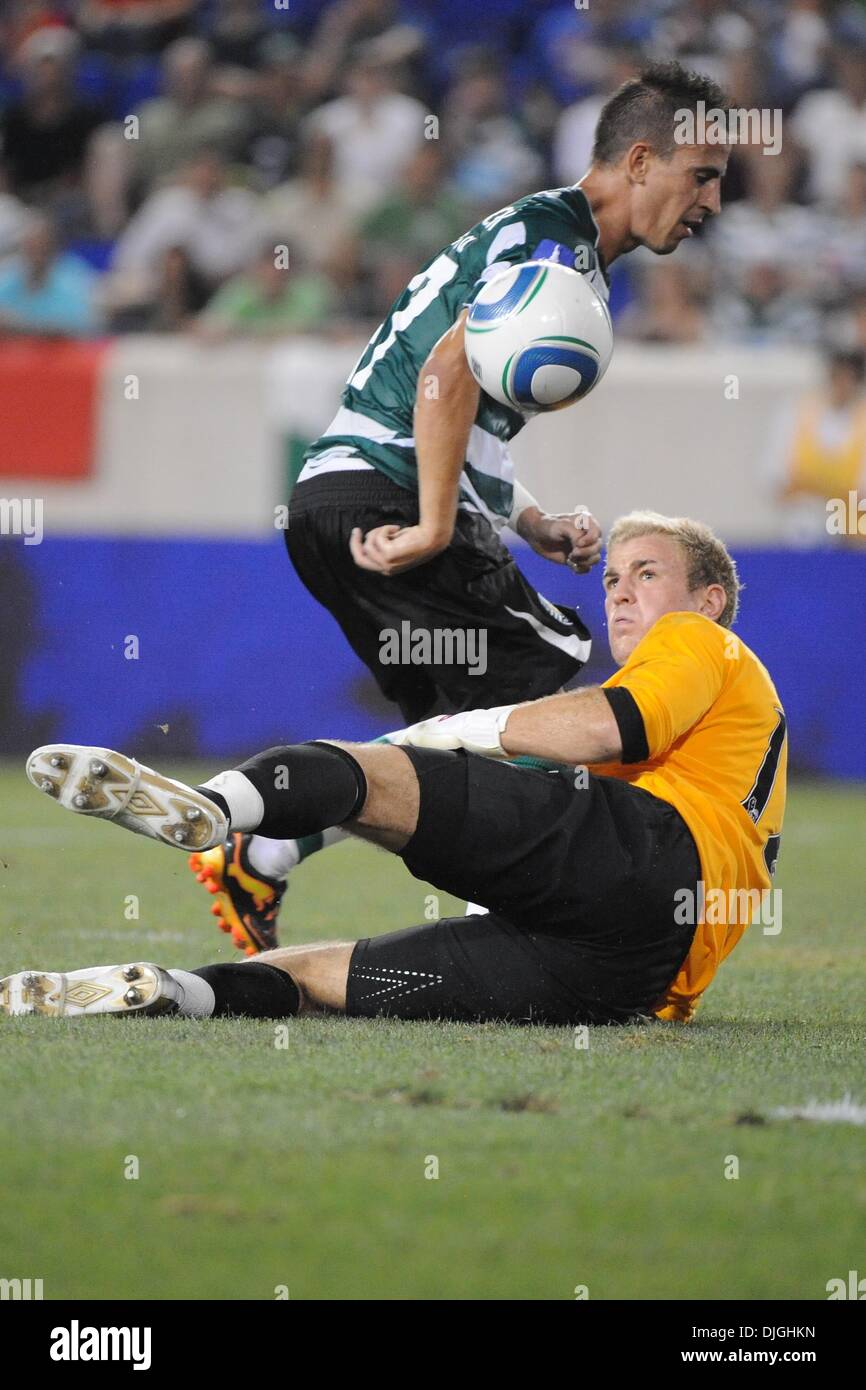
[387,705,518,758]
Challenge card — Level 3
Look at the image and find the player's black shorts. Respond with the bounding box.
[346,748,700,1026]
[286,470,591,724]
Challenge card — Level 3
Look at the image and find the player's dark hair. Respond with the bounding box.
[592,60,727,165]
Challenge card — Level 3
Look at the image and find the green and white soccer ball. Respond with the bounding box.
[464,260,614,413]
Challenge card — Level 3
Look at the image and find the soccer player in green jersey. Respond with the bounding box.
[196,60,730,954]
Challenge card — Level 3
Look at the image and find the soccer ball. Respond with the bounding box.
[464,260,613,413]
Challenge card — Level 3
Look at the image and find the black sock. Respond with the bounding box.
[193,962,300,1018]
[230,740,368,838]
[196,786,231,823]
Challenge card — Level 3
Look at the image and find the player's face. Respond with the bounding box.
[604,534,705,664]
[633,144,727,255]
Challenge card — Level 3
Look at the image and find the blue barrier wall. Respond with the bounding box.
[2,537,864,778]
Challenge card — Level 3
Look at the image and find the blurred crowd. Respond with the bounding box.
[1,0,866,359]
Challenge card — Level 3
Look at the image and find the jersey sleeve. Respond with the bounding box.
[606,614,731,760]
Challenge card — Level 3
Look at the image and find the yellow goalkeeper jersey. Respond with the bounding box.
[594,611,787,1022]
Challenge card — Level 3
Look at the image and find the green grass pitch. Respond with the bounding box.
[0,763,864,1301]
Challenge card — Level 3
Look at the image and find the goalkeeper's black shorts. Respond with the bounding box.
[346,747,700,1026]
[286,469,591,725]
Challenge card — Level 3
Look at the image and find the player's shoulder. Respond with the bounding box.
[514,183,599,236]
[456,184,604,288]
[633,612,782,701]
[633,610,729,657]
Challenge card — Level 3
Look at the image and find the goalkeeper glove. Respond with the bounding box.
[388,705,518,758]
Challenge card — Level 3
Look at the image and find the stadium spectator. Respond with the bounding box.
[239,34,309,191]
[108,148,263,314]
[194,240,333,342]
[820,160,866,297]
[710,258,821,345]
[264,133,369,288]
[109,242,209,331]
[130,36,252,189]
[0,210,100,337]
[0,163,32,260]
[791,40,866,206]
[77,0,196,57]
[357,143,466,313]
[0,26,106,221]
[441,55,544,208]
[0,2,70,61]
[652,0,753,79]
[766,347,866,543]
[618,258,708,345]
[553,46,641,186]
[304,0,427,107]
[529,0,643,108]
[829,287,866,356]
[770,0,833,103]
[707,144,824,302]
[204,0,272,70]
[305,47,427,202]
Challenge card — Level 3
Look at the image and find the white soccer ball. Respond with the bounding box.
[464,260,614,413]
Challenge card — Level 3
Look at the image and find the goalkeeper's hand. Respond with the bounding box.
[387,705,518,758]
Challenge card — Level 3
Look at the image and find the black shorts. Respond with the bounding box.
[346,748,700,1026]
[286,470,591,724]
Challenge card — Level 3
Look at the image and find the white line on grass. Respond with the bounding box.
[772,1093,866,1125]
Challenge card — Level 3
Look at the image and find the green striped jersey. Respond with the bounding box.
[300,185,609,528]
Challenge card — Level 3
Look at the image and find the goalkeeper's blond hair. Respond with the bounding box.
[607,511,741,628]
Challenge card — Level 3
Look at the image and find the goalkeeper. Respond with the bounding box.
[7,514,785,1028]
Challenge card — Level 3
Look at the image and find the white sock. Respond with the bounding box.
[246,834,301,880]
[168,969,216,1018]
[246,826,350,881]
[200,770,264,832]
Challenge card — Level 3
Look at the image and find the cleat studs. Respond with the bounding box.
[185,807,202,822]
[73,793,90,810]
[39,779,55,795]
[172,827,190,844]
[122,965,140,982]
[90,760,107,778]
[123,986,142,1006]
[49,754,66,769]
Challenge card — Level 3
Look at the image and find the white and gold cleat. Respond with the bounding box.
[26,744,227,852]
[0,963,182,1018]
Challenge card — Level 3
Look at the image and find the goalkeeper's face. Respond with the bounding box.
[603,534,716,664]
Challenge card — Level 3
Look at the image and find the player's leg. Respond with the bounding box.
[188,729,405,956]
[26,739,421,852]
[26,737,589,920]
[0,909,667,1025]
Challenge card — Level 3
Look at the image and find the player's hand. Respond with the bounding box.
[349,523,449,576]
[389,705,517,758]
[518,506,602,573]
